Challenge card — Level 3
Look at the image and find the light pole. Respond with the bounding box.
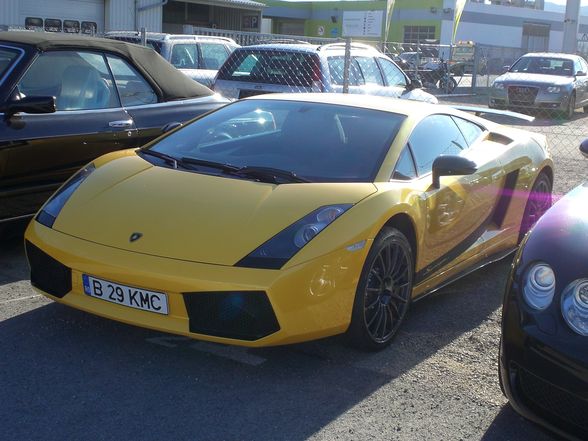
[562,0,581,53]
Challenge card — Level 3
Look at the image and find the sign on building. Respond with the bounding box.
[342,11,383,38]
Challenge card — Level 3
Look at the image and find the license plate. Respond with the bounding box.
[82,274,168,315]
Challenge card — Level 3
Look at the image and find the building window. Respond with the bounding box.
[403,26,436,44]
[25,17,43,30]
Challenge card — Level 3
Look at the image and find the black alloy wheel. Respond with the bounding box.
[518,172,552,243]
[347,227,413,351]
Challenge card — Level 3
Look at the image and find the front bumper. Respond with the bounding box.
[500,275,588,440]
[25,220,370,347]
[489,86,570,111]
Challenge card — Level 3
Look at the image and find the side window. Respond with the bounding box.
[200,43,229,70]
[106,55,158,106]
[580,58,588,73]
[377,58,407,87]
[327,56,363,86]
[392,147,417,180]
[354,57,384,85]
[451,116,484,147]
[17,51,118,111]
[170,44,198,68]
[409,115,467,175]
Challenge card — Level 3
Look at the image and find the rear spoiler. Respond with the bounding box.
[450,105,535,122]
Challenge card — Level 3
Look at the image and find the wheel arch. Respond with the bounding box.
[382,213,418,273]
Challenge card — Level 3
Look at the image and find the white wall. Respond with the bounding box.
[549,30,564,52]
[452,21,523,48]
[0,0,20,26]
[105,0,162,32]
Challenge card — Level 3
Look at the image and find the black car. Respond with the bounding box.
[0,32,227,225]
[499,141,588,440]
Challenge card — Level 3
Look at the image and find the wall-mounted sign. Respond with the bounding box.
[342,11,383,38]
[317,25,325,36]
[242,15,259,30]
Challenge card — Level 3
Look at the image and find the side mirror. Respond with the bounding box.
[406,77,423,90]
[580,139,588,158]
[4,96,56,118]
[432,155,477,188]
[161,121,183,133]
[502,65,511,74]
[576,71,587,77]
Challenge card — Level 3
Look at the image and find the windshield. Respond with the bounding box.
[0,46,20,81]
[148,99,405,183]
[510,56,575,76]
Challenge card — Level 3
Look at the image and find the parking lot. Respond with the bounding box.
[1,98,586,441]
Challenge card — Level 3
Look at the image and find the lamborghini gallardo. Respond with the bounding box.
[25,94,553,350]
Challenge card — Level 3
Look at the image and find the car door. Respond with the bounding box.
[105,54,224,145]
[376,57,410,96]
[403,114,504,283]
[0,50,138,221]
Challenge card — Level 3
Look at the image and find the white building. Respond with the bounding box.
[0,0,264,34]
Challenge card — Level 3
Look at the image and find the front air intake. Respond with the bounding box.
[25,241,72,298]
[183,291,280,341]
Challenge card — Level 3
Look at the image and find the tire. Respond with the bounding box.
[563,92,576,120]
[438,77,457,94]
[518,172,552,243]
[346,227,413,351]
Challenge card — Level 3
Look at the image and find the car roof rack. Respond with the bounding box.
[316,42,379,52]
[104,31,236,44]
[254,39,314,45]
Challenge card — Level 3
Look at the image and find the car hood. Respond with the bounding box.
[54,155,377,266]
[496,72,573,87]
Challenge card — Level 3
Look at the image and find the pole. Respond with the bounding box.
[562,0,581,53]
[343,37,351,94]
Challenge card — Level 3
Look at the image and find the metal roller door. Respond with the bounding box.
[19,0,105,32]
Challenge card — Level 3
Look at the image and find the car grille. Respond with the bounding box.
[25,240,72,298]
[517,366,588,434]
[508,86,539,106]
[183,291,280,341]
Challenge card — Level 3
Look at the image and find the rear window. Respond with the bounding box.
[216,49,320,87]
[0,47,20,81]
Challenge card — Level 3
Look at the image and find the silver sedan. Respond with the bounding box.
[489,52,588,119]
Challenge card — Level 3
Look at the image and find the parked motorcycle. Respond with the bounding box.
[415,58,457,93]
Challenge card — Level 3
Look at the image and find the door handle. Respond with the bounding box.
[109,119,133,129]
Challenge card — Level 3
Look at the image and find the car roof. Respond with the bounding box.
[522,52,580,60]
[237,42,381,55]
[243,93,441,116]
[0,31,214,101]
[105,31,237,44]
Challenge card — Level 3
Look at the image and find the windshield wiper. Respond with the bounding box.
[233,166,311,184]
[139,149,179,168]
[180,157,241,173]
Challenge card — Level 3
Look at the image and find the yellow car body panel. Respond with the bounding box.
[24,95,554,347]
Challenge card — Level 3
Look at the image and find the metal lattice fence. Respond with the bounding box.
[1,25,587,195]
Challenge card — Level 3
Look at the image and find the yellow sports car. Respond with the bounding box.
[25,94,553,351]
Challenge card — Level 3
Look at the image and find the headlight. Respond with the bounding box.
[236,204,352,269]
[522,263,556,310]
[561,279,588,336]
[493,82,504,89]
[36,163,95,228]
[546,86,561,93]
